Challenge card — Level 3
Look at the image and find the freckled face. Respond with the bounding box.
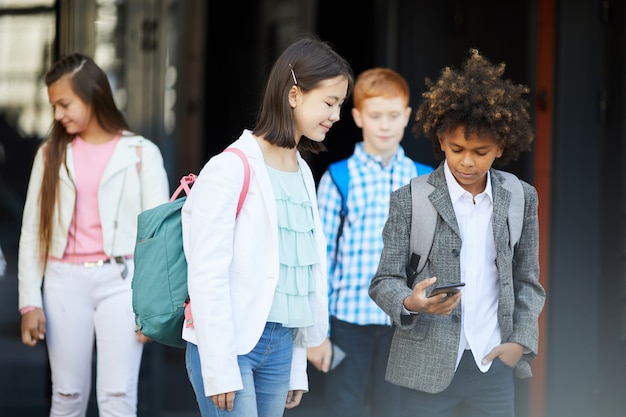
[47,75,95,136]
[439,125,504,196]
[290,75,350,142]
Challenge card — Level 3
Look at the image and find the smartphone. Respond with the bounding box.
[330,342,346,370]
[428,282,465,298]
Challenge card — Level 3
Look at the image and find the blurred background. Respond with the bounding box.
[0,0,624,416]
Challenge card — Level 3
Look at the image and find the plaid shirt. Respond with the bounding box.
[317,143,431,326]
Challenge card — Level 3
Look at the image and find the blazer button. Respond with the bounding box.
[451,315,460,323]
[451,249,460,257]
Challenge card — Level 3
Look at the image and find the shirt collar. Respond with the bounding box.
[353,141,405,168]
[443,160,493,203]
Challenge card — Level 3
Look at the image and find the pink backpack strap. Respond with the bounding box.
[183,147,250,330]
[223,147,250,216]
[169,174,197,202]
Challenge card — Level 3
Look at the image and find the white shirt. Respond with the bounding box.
[444,161,501,372]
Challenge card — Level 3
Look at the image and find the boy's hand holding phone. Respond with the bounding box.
[403,277,463,316]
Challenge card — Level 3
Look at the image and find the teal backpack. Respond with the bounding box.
[132,147,249,348]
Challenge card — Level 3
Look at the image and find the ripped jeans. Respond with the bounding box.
[43,259,143,417]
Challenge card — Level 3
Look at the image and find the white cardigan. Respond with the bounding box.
[181,130,329,397]
[18,132,169,309]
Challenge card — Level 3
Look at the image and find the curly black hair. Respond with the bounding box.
[414,49,533,166]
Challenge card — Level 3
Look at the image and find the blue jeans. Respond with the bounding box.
[323,317,400,417]
[399,350,515,417]
[186,322,293,417]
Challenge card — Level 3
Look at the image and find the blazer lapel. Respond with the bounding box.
[428,168,461,238]
[100,136,139,185]
[237,131,278,233]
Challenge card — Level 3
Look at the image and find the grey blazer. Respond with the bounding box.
[368,164,545,394]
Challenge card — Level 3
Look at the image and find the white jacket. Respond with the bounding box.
[18,132,169,309]
[181,130,329,397]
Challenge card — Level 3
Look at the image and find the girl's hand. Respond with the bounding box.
[306,337,332,373]
[285,390,304,409]
[210,391,236,411]
[20,308,46,347]
[135,330,152,344]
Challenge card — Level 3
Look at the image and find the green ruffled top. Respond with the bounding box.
[266,165,318,328]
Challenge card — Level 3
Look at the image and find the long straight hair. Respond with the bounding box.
[37,53,129,264]
[253,35,354,154]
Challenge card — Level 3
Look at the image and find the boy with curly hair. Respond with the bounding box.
[368,49,545,416]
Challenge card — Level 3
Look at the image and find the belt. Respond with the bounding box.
[82,256,127,268]
[83,258,112,268]
[82,256,129,279]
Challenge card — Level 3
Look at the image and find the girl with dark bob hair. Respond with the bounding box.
[181,35,353,417]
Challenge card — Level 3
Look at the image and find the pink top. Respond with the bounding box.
[60,134,120,263]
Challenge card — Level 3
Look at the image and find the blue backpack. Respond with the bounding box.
[327,158,434,266]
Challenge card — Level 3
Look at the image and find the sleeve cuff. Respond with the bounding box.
[401,305,419,315]
[20,306,38,315]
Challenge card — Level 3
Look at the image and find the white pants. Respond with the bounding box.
[43,259,143,417]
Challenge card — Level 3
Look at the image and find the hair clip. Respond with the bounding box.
[289,64,298,85]
[71,59,87,75]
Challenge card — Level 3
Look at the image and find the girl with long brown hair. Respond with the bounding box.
[18,53,169,417]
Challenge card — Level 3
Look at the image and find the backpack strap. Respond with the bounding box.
[498,170,525,250]
[170,174,197,201]
[328,158,349,266]
[407,175,437,288]
[415,161,435,176]
[328,159,349,223]
[224,147,250,216]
